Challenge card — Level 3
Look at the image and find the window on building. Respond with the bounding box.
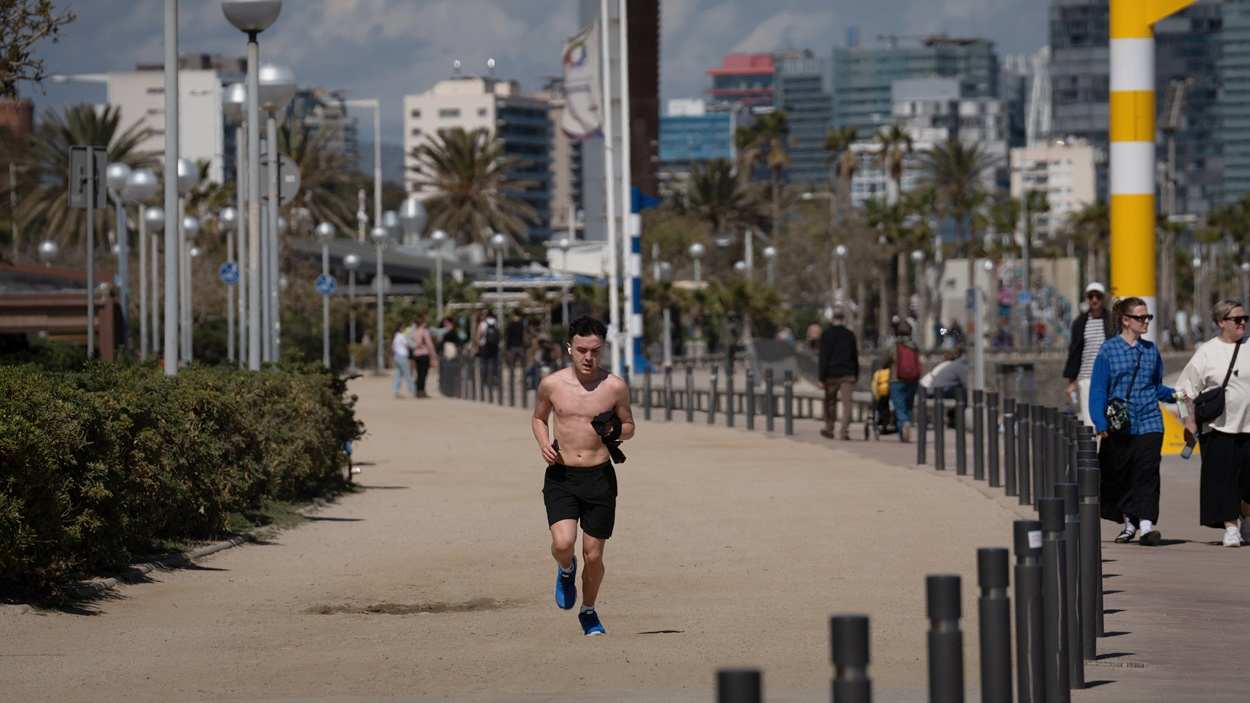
[439,108,461,118]
[410,109,421,118]
[411,128,422,136]
[478,107,488,117]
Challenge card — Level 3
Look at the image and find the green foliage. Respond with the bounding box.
[0,361,363,600]
[0,0,78,98]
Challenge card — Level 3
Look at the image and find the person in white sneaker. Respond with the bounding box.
[1177,299,1250,547]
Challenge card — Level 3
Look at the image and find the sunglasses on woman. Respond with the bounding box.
[1123,314,1154,322]
[1224,315,1250,325]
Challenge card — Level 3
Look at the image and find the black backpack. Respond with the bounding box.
[484,325,501,351]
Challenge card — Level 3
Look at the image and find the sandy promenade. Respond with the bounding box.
[2,373,1021,702]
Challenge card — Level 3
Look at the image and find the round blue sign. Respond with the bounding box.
[1017,291,1032,305]
[315,274,337,295]
[218,261,239,286]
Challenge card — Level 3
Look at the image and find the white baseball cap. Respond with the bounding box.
[1084,282,1106,296]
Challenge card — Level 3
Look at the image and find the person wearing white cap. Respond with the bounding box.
[1064,282,1115,426]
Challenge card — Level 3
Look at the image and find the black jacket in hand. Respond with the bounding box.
[591,410,626,463]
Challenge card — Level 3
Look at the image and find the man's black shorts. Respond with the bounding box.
[542,462,617,539]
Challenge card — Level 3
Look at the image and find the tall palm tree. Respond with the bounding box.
[683,159,761,238]
[918,136,998,326]
[735,111,789,239]
[823,126,859,216]
[407,126,537,246]
[16,104,156,252]
[278,123,358,234]
[875,125,913,205]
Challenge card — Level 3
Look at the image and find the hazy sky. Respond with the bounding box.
[29,0,1049,144]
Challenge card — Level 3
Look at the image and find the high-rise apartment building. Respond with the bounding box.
[657,98,731,197]
[774,50,833,185]
[106,68,227,183]
[831,36,999,137]
[705,53,776,111]
[403,76,552,241]
[533,79,581,237]
[1010,140,1097,240]
[1219,0,1250,204]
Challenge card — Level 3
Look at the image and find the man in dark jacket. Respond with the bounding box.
[1063,282,1115,426]
[819,308,859,440]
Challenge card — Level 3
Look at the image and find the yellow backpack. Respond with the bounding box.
[871,368,891,399]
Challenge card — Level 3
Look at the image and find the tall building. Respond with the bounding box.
[774,50,833,185]
[403,75,552,241]
[533,79,582,237]
[288,88,359,169]
[657,98,731,197]
[1010,140,1097,240]
[106,68,227,182]
[1222,0,1250,203]
[831,36,1000,137]
[705,53,776,111]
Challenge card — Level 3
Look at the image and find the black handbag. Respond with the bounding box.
[1194,339,1242,424]
[1105,349,1141,434]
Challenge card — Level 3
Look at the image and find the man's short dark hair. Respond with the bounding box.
[567,316,608,342]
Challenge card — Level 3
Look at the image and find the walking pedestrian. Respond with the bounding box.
[391,324,414,398]
[1064,282,1115,426]
[410,314,437,398]
[506,309,527,370]
[1176,299,1250,547]
[480,313,501,389]
[819,308,859,440]
[1090,297,1178,546]
[532,317,635,636]
[881,321,924,443]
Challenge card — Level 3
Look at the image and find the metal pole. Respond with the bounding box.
[917,387,929,464]
[978,548,1013,703]
[162,0,179,373]
[1078,468,1100,660]
[643,366,652,420]
[1015,519,1045,703]
[1018,404,1033,506]
[373,102,382,229]
[267,114,279,361]
[1039,497,1072,702]
[227,210,236,363]
[1057,482,1084,690]
[725,359,735,428]
[435,255,444,322]
[322,242,330,367]
[973,390,986,481]
[376,242,385,372]
[349,269,356,359]
[746,368,756,431]
[138,206,148,360]
[831,614,872,703]
[664,365,674,421]
[716,668,762,703]
[260,213,271,362]
[236,125,247,364]
[956,387,968,476]
[685,364,695,423]
[114,194,130,355]
[152,222,160,350]
[926,574,965,703]
[783,369,794,436]
[495,248,504,323]
[935,392,947,472]
[508,361,516,407]
[599,0,621,377]
[245,31,262,371]
[86,149,96,358]
[765,368,775,432]
[988,392,1001,487]
[708,365,718,425]
[1004,397,1017,496]
[180,197,191,363]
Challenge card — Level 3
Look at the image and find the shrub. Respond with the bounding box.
[0,362,363,600]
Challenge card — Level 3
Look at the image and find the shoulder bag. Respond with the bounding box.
[1105,348,1142,435]
[1194,339,1242,424]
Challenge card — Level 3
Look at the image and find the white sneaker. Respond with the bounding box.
[1224,526,1243,548]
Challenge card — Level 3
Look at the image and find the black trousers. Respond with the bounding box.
[1099,431,1163,524]
[1197,431,1250,528]
[414,355,431,393]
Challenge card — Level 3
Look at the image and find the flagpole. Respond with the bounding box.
[599,0,621,377]
[618,0,636,377]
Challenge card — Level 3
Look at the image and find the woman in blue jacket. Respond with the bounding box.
[1089,296,1178,546]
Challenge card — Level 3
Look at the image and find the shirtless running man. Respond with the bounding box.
[531,317,635,636]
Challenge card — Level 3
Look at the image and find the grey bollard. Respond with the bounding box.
[1018,405,1033,507]
[521,362,529,409]
[973,390,986,481]
[664,366,674,421]
[988,392,1001,488]
[926,574,965,703]
[1066,415,1078,484]
[935,392,947,472]
[955,388,968,476]
[1036,407,1051,502]
[978,547,1013,703]
[765,368,776,432]
[1039,498,1072,702]
[726,362,736,428]
[498,362,505,406]
[508,363,516,407]
[783,370,795,436]
[1057,483,1085,689]
[716,668,762,703]
[1078,468,1101,657]
[831,614,872,703]
[709,366,719,425]
[1004,398,1017,496]
[746,369,756,431]
[1014,520,1045,703]
[686,365,695,423]
[917,387,929,465]
[643,366,653,421]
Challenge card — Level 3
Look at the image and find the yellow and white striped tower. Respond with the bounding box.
[1109,0,1195,337]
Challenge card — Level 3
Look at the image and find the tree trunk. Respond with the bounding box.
[897,252,910,321]
[878,260,891,347]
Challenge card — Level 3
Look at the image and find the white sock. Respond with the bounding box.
[559,562,574,575]
[1140,519,1154,534]
[581,604,596,613]
[1124,518,1135,533]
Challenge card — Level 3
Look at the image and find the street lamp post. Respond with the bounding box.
[106,163,132,354]
[762,245,777,287]
[911,248,926,346]
[144,207,165,353]
[689,242,705,284]
[1241,262,1250,308]
[371,225,388,373]
[220,207,239,362]
[180,214,200,363]
[345,99,382,229]
[491,232,507,323]
[833,244,849,305]
[399,195,428,246]
[316,221,335,368]
[123,168,157,360]
[162,0,181,373]
[38,240,57,267]
[224,0,282,371]
[224,81,248,364]
[557,237,571,328]
[975,259,994,390]
[259,63,296,363]
[344,253,360,371]
[430,229,448,321]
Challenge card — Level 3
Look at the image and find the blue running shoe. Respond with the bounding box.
[554,557,577,610]
[578,608,606,636]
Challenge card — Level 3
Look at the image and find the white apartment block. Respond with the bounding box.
[1009,140,1096,240]
[402,76,552,238]
[107,69,226,183]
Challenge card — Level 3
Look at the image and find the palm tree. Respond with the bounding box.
[876,124,913,315]
[683,159,761,239]
[918,136,998,328]
[16,104,157,253]
[735,111,789,239]
[823,127,859,216]
[278,123,358,234]
[407,126,538,246]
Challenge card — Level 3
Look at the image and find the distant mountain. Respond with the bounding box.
[355,140,407,184]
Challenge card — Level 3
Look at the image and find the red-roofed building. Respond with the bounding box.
[706,53,775,109]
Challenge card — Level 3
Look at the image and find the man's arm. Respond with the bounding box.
[615,377,636,441]
[532,377,560,464]
[1062,315,1084,383]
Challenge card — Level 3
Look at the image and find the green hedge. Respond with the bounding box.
[0,361,363,599]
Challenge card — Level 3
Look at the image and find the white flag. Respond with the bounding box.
[561,21,602,141]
